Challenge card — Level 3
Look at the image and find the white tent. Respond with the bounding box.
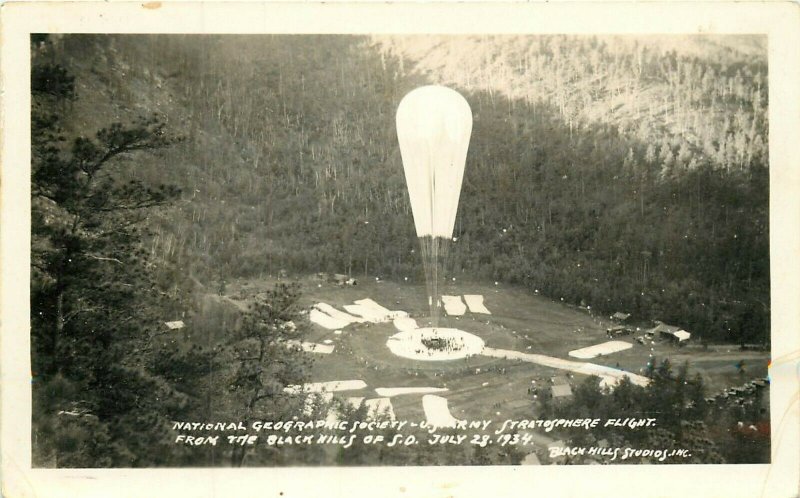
[674,330,691,342]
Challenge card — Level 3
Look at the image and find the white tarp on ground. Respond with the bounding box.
[568,340,633,359]
[354,298,392,313]
[165,320,185,330]
[463,295,491,314]
[442,295,467,316]
[314,303,365,324]
[343,304,389,322]
[375,387,448,397]
[422,395,461,428]
[309,308,350,330]
[393,317,419,331]
[384,310,410,320]
[344,298,408,323]
[364,398,396,421]
[356,298,410,321]
[344,298,409,323]
[286,340,334,354]
[481,347,649,387]
[387,328,485,361]
[284,380,367,394]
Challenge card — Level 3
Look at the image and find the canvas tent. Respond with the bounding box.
[673,330,691,341]
[651,322,691,342]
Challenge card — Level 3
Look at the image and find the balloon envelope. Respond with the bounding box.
[396,86,473,239]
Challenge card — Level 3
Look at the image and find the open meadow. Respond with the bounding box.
[217,275,768,428]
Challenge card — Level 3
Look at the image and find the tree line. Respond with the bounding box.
[541,359,769,464]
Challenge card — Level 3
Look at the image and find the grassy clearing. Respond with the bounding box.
[224,275,769,421]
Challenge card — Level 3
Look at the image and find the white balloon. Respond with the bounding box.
[396,86,473,239]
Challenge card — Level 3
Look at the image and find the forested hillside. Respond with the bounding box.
[37,34,769,346]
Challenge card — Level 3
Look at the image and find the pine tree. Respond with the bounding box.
[31,43,191,466]
[221,283,312,466]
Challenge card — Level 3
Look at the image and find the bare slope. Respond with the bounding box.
[373,34,767,173]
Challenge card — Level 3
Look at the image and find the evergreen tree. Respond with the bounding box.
[31,41,191,466]
[220,283,312,466]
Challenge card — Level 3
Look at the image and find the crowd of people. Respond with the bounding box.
[418,334,466,354]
